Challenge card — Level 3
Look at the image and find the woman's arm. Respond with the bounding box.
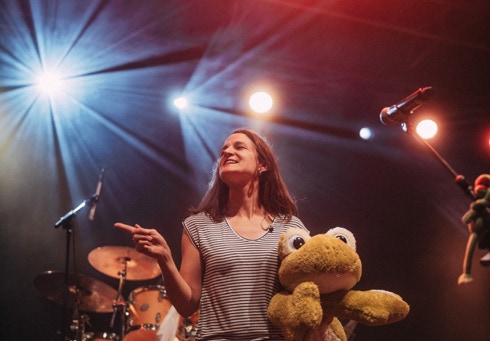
[114,223,202,317]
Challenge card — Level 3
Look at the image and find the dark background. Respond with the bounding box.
[0,1,489,340]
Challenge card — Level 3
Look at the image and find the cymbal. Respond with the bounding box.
[88,246,161,280]
[34,270,118,313]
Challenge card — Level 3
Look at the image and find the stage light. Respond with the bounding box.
[249,91,273,114]
[35,70,64,96]
[416,119,438,139]
[173,96,189,110]
[359,127,373,140]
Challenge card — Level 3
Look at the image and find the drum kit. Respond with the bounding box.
[34,246,198,341]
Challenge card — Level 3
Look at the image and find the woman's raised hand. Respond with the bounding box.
[114,223,172,262]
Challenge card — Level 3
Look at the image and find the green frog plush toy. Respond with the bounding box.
[268,227,410,341]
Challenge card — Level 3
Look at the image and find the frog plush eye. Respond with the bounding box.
[278,228,311,259]
[288,235,306,250]
[326,227,356,251]
[335,234,348,244]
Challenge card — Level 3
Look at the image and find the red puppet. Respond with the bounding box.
[459,174,490,284]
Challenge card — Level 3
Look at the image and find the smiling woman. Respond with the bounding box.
[218,132,266,189]
[115,128,308,340]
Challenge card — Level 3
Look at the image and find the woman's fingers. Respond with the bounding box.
[115,222,162,251]
[114,222,136,233]
[113,222,164,260]
[115,222,151,236]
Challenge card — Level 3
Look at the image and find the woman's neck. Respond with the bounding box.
[226,185,262,219]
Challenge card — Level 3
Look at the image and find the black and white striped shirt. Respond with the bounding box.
[184,212,307,341]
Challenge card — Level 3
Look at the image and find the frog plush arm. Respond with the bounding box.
[268,282,324,341]
[321,289,410,326]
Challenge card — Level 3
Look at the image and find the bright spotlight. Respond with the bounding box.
[249,91,273,114]
[359,127,373,140]
[36,70,63,96]
[416,119,438,139]
[173,96,189,109]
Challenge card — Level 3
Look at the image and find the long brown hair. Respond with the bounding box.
[190,129,298,221]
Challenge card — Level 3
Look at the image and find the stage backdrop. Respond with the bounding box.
[0,1,489,340]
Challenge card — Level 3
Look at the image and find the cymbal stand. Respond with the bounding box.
[68,288,82,341]
[69,307,90,341]
[110,257,129,340]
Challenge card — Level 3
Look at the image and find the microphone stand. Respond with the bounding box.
[53,195,98,341]
[402,121,476,201]
[402,120,490,269]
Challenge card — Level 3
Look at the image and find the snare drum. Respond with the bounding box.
[125,285,173,341]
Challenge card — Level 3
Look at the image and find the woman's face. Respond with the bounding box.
[218,133,261,186]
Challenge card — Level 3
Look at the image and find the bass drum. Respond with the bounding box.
[125,285,173,341]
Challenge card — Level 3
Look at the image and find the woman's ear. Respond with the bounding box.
[258,165,269,173]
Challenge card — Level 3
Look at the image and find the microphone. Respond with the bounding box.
[89,169,104,221]
[379,86,434,126]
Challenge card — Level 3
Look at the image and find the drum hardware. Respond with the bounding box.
[87,245,162,341]
[176,310,199,341]
[109,257,130,341]
[37,244,173,341]
[180,317,194,339]
[83,331,119,340]
[88,246,161,281]
[70,314,91,341]
[69,280,85,341]
[34,270,119,341]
